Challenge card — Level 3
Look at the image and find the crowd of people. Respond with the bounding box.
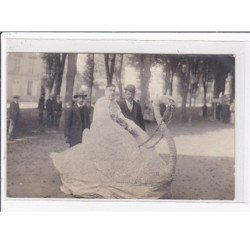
[7,93,63,140]
[7,71,235,142]
[63,84,145,147]
[38,94,62,128]
[215,94,235,124]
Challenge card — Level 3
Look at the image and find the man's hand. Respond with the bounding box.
[65,137,69,143]
[127,126,133,133]
[128,126,137,136]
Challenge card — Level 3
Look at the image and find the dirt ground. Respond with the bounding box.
[6,119,235,200]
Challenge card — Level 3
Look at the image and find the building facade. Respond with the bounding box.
[7,53,44,102]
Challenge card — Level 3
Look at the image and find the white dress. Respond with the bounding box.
[51,96,172,199]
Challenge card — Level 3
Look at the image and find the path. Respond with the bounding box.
[6,121,235,200]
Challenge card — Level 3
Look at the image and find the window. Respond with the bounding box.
[14,58,20,73]
[27,80,33,96]
[12,80,20,95]
[28,60,34,74]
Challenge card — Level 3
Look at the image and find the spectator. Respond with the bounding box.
[8,95,20,140]
[46,94,54,127]
[53,95,63,128]
[38,94,45,126]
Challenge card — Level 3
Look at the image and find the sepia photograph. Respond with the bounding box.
[1,33,245,208]
[1,1,250,248]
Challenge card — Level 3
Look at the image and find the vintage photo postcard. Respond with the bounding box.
[1,33,249,211]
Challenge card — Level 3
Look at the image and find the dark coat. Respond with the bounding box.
[9,101,20,121]
[64,104,90,147]
[38,97,45,111]
[118,99,145,130]
[46,99,54,114]
[53,100,62,116]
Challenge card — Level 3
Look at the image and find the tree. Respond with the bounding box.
[153,55,171,95]
[140,54,152,112]
[201,59,211,119]
[82,54,95,104]
[41,53,67,96]
[168,55,181,96]
[153,55,181,96]
[65,53,78,105]
[187,57,203,125]
[54,53,67,96]
[104,54,116,85]
[128,54,152,112]
[42,53,57,94]
[163,59,171,94]
[212,55,235,98]
[115,54,124,100]
[177,59,190,121]
[40,74,47,97]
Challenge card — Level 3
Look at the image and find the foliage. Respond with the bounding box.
[41,53,67,95]
[127,54,153,111]
[104,54,116,85]
[39,52,235,123]
[41,53,57,93]
[114,54,124,100]
[82,54,95,103]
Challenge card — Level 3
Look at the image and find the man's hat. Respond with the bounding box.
[73,90,88,98]
[124,84,136,93]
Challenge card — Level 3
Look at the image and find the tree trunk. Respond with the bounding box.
[65,53,77,105]
[203,82,207,106]
[54,53,67,96]
[115,54,124,100]
[88,54,95,104]
[140,55,151,113]
[163,63,171,95]
[104,54,110,84]
[169,62,179,96]
[40,77,46,97]
[188,90,193,126]
[104,54,116,85]
[180,90,188,121]
[48,72,56,94]
[169,72,174,96]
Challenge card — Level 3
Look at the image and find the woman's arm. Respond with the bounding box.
[116,102,138,135]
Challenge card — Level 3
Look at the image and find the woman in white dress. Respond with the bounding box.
[51,84,172,199]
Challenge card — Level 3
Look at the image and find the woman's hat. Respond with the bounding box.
[74,91,88,98]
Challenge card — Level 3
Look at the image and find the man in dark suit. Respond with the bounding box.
[64,91,90,147]
[38,94,45,126]
[118,84,145,131]
[53,95,63,128]
[46,94,54,127]
[8,95,20,140]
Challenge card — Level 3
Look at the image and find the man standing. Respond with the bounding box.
[46,94,54,127]
[64,91,90,147]
[53,95,62,128]
[8,95,20,140]
[118,84,145,131]
[38,94,45,126]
